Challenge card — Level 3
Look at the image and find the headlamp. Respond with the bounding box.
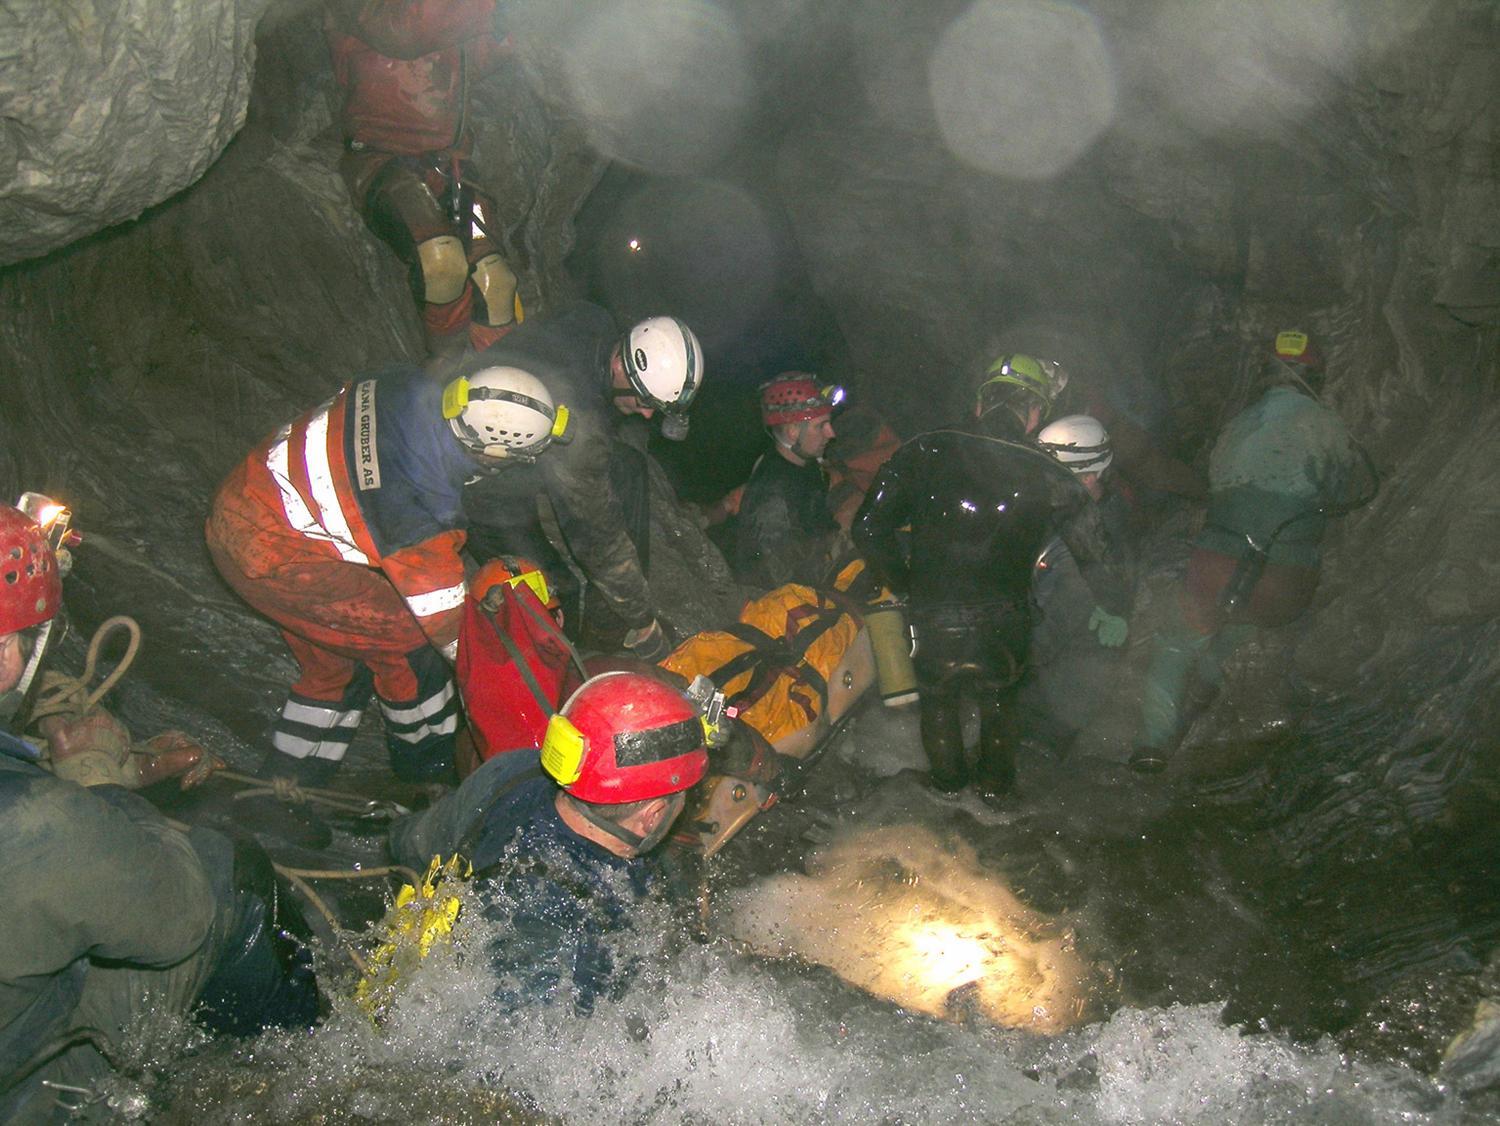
[16,492,78,574]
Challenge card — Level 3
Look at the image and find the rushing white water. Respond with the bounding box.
[137,705,1471,1123]
[152,916,1461,1124]
[146,839,1463,1125]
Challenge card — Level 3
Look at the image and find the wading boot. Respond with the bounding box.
[973,702,1018,802]
[919,693,969,794]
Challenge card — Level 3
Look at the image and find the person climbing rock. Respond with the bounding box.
[854,357,1132,800]
[0,502,320,1123]
[463,302,705,661]
[388,669,708,1014]
[1131,329,1373,772]
[326,0,522,367]
[732,374,844,591]
[206,363,571,797]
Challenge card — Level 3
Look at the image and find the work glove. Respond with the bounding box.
[1088,606,1129,649]
[43,709,221,790]
[623,617,673,664]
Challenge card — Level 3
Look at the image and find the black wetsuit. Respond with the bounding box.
[464,302,653,634]
[853,412,1130,794]
[733,449,838,590]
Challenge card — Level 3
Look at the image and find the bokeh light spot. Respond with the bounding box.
[560,0,753,175]
[928,0,1117,180]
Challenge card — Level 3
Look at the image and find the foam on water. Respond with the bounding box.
[149,877,1461,1125]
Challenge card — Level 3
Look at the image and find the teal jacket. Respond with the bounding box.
[1198,386,1360,567]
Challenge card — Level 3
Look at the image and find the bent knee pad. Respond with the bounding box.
[470,252,519,326]
[417,235,469,305]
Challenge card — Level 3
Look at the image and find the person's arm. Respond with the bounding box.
[32,781,216,967]
[1052,476,1132,618]
[851,453,914,597]
[543,416,654,628]
[382,529,469,661]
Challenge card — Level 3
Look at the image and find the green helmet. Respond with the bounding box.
[976,353,1065,419]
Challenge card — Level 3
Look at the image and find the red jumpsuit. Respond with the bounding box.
[326,0,515,357]
[207,367,477,784]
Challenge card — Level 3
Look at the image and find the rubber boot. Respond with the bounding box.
[919,691,969,793]
[973,693,1019,801]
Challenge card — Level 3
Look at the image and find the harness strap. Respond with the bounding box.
[708,597,846,715]
[488,608,557,718]
[514,594,589,683]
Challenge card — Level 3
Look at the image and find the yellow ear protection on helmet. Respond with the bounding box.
[442,376,573,458]
[541,712,586,785]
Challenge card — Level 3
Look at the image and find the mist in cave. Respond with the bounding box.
[2,0,1499,1121]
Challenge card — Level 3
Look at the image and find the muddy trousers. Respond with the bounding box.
[1138,547,1316,754]
[206,535,461,786]
[912,602,1031,796]
[344,151,517,361]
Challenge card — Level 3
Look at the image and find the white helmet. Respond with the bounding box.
[443,366,571,462]
[619,316,704,410]
[1036,414,1112,474]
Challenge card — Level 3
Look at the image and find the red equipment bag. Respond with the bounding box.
[456,585,578,760]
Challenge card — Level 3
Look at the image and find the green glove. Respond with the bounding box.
[1088,606,1129,648]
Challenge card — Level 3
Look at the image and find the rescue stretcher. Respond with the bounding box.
[454,564,881,856]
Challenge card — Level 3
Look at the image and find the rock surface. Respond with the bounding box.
[0,0,270,266]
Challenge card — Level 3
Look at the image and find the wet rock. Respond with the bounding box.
[0,0,269,266]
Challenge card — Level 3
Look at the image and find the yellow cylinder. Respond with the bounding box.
[864,602,918,707]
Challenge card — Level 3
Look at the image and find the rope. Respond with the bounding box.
[216,768,410,819]
[29,615,142,722]
[27,618,422,980]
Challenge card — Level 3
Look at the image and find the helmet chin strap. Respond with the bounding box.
[572,794,681,855]
[0,620,53,728]
[1274,359,1322,400]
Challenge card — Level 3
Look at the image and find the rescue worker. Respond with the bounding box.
[463,302,705,661]
[0,505,319,1123]
[326,0,520,365]
[206,363,571,791]
[1132,330,1370,772]
[996,352,1208,502]
[732,374,843,591]
[823,399,901,532]
[389,669,708,1014]
[1023,415,1136,750]
[853,360,1133,799]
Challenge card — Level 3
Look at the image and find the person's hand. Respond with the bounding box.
[623,618,672,663]
[41,708,132,787]
[1088,606,1129,648]
[133,730,224,790]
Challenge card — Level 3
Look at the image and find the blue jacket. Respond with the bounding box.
[389,750,662,1014]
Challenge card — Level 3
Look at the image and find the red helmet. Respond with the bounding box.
[0,506,62,634]
[541,671,708,803]
[468,554,560,612]
[760,373,835,427]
